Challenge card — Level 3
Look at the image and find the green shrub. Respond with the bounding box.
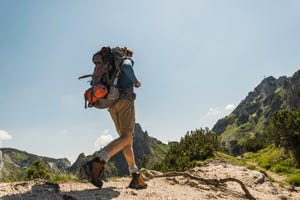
[266,109,300,152]
[154,128,219,172]
[25,159,79,183]
[239,133,267,153]
[26,159,51,180]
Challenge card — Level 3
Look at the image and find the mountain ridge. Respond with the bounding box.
[0,123,168,180]
[0,148,71,180]
[69,123,169,178]
[212,69,300,155]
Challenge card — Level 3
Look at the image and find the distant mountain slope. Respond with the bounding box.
[0,123,168,180]
[69,123,169,177]
[0,148,70,180]
[212,69,300,155]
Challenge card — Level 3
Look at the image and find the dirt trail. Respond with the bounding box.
[0,159,299,200]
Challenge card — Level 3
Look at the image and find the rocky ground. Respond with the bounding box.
[0,159,299,200]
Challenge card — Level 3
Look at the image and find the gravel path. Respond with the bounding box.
[0,160,299,200]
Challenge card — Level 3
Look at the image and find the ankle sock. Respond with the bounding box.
[97,149,110,163]
[129,165,139,175]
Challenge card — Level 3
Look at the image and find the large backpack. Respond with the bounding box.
[79,47,125,109]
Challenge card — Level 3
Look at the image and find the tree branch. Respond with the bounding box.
[154,172,256,200]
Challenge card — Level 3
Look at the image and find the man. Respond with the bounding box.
[82,47,147,190]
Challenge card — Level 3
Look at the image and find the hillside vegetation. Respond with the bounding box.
[244,109,300,186]
[0,148,71,182]
[213,69,300,156]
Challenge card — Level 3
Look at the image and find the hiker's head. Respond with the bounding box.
[123,47,133,57]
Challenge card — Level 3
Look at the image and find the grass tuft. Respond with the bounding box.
[287,175,300,186]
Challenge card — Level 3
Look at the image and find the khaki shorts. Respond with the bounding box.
[108,99,135,135]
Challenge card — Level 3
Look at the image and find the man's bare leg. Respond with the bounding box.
[122,144,135,167]
[97,131,133,161]
[105,131,133,157]
[97,131,138,174]
[93,131,146,189]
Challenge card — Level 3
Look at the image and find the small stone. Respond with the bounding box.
[144,170,154,179]
[149,170,163,176]
[169,181,175,185]
[188,180,199,187]
[253,172,265,184]
[206,193,216,198]
[130,190,138,195]
[242,167,248,171]
[278,194,288,200]
[143,175,150,181]
[189,167,202,173]
[197,185,212,191]
[173,177,180,184]
[165,177,173,181]
[282,191,292,196]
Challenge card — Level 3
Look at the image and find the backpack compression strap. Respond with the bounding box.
[78,74,92,79]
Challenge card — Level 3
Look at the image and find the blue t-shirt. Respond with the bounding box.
[118,57,139,92]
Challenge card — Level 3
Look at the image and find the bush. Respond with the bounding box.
[26,159,79,183]
[266,109,300,151]
[26,159,51,180]
[239,133,267,153]
[154,128,219,172]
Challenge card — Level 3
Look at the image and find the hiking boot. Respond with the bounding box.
[128,171,147,189]
[81,157,105,188]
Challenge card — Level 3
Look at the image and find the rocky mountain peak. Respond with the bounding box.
[254,76,276,95]
[212,68,300,155]
[133,123,151,155]
[290,69,300,84]
[253,76,287,97]
[68,153,87,175]
[286,69,300,109]
[68,123,168,178]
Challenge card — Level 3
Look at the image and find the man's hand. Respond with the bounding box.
[134,82,141,88]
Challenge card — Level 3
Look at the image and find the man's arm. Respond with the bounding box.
[122,58,141,87]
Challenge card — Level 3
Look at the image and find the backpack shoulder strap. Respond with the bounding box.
[91,64,103,86]
[111,58,123,86]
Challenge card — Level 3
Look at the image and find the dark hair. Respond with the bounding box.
[123,47,133,57]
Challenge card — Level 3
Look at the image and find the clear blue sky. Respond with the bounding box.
[0,0,299,163]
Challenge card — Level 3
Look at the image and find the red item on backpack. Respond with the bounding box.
[84,83,108,108]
